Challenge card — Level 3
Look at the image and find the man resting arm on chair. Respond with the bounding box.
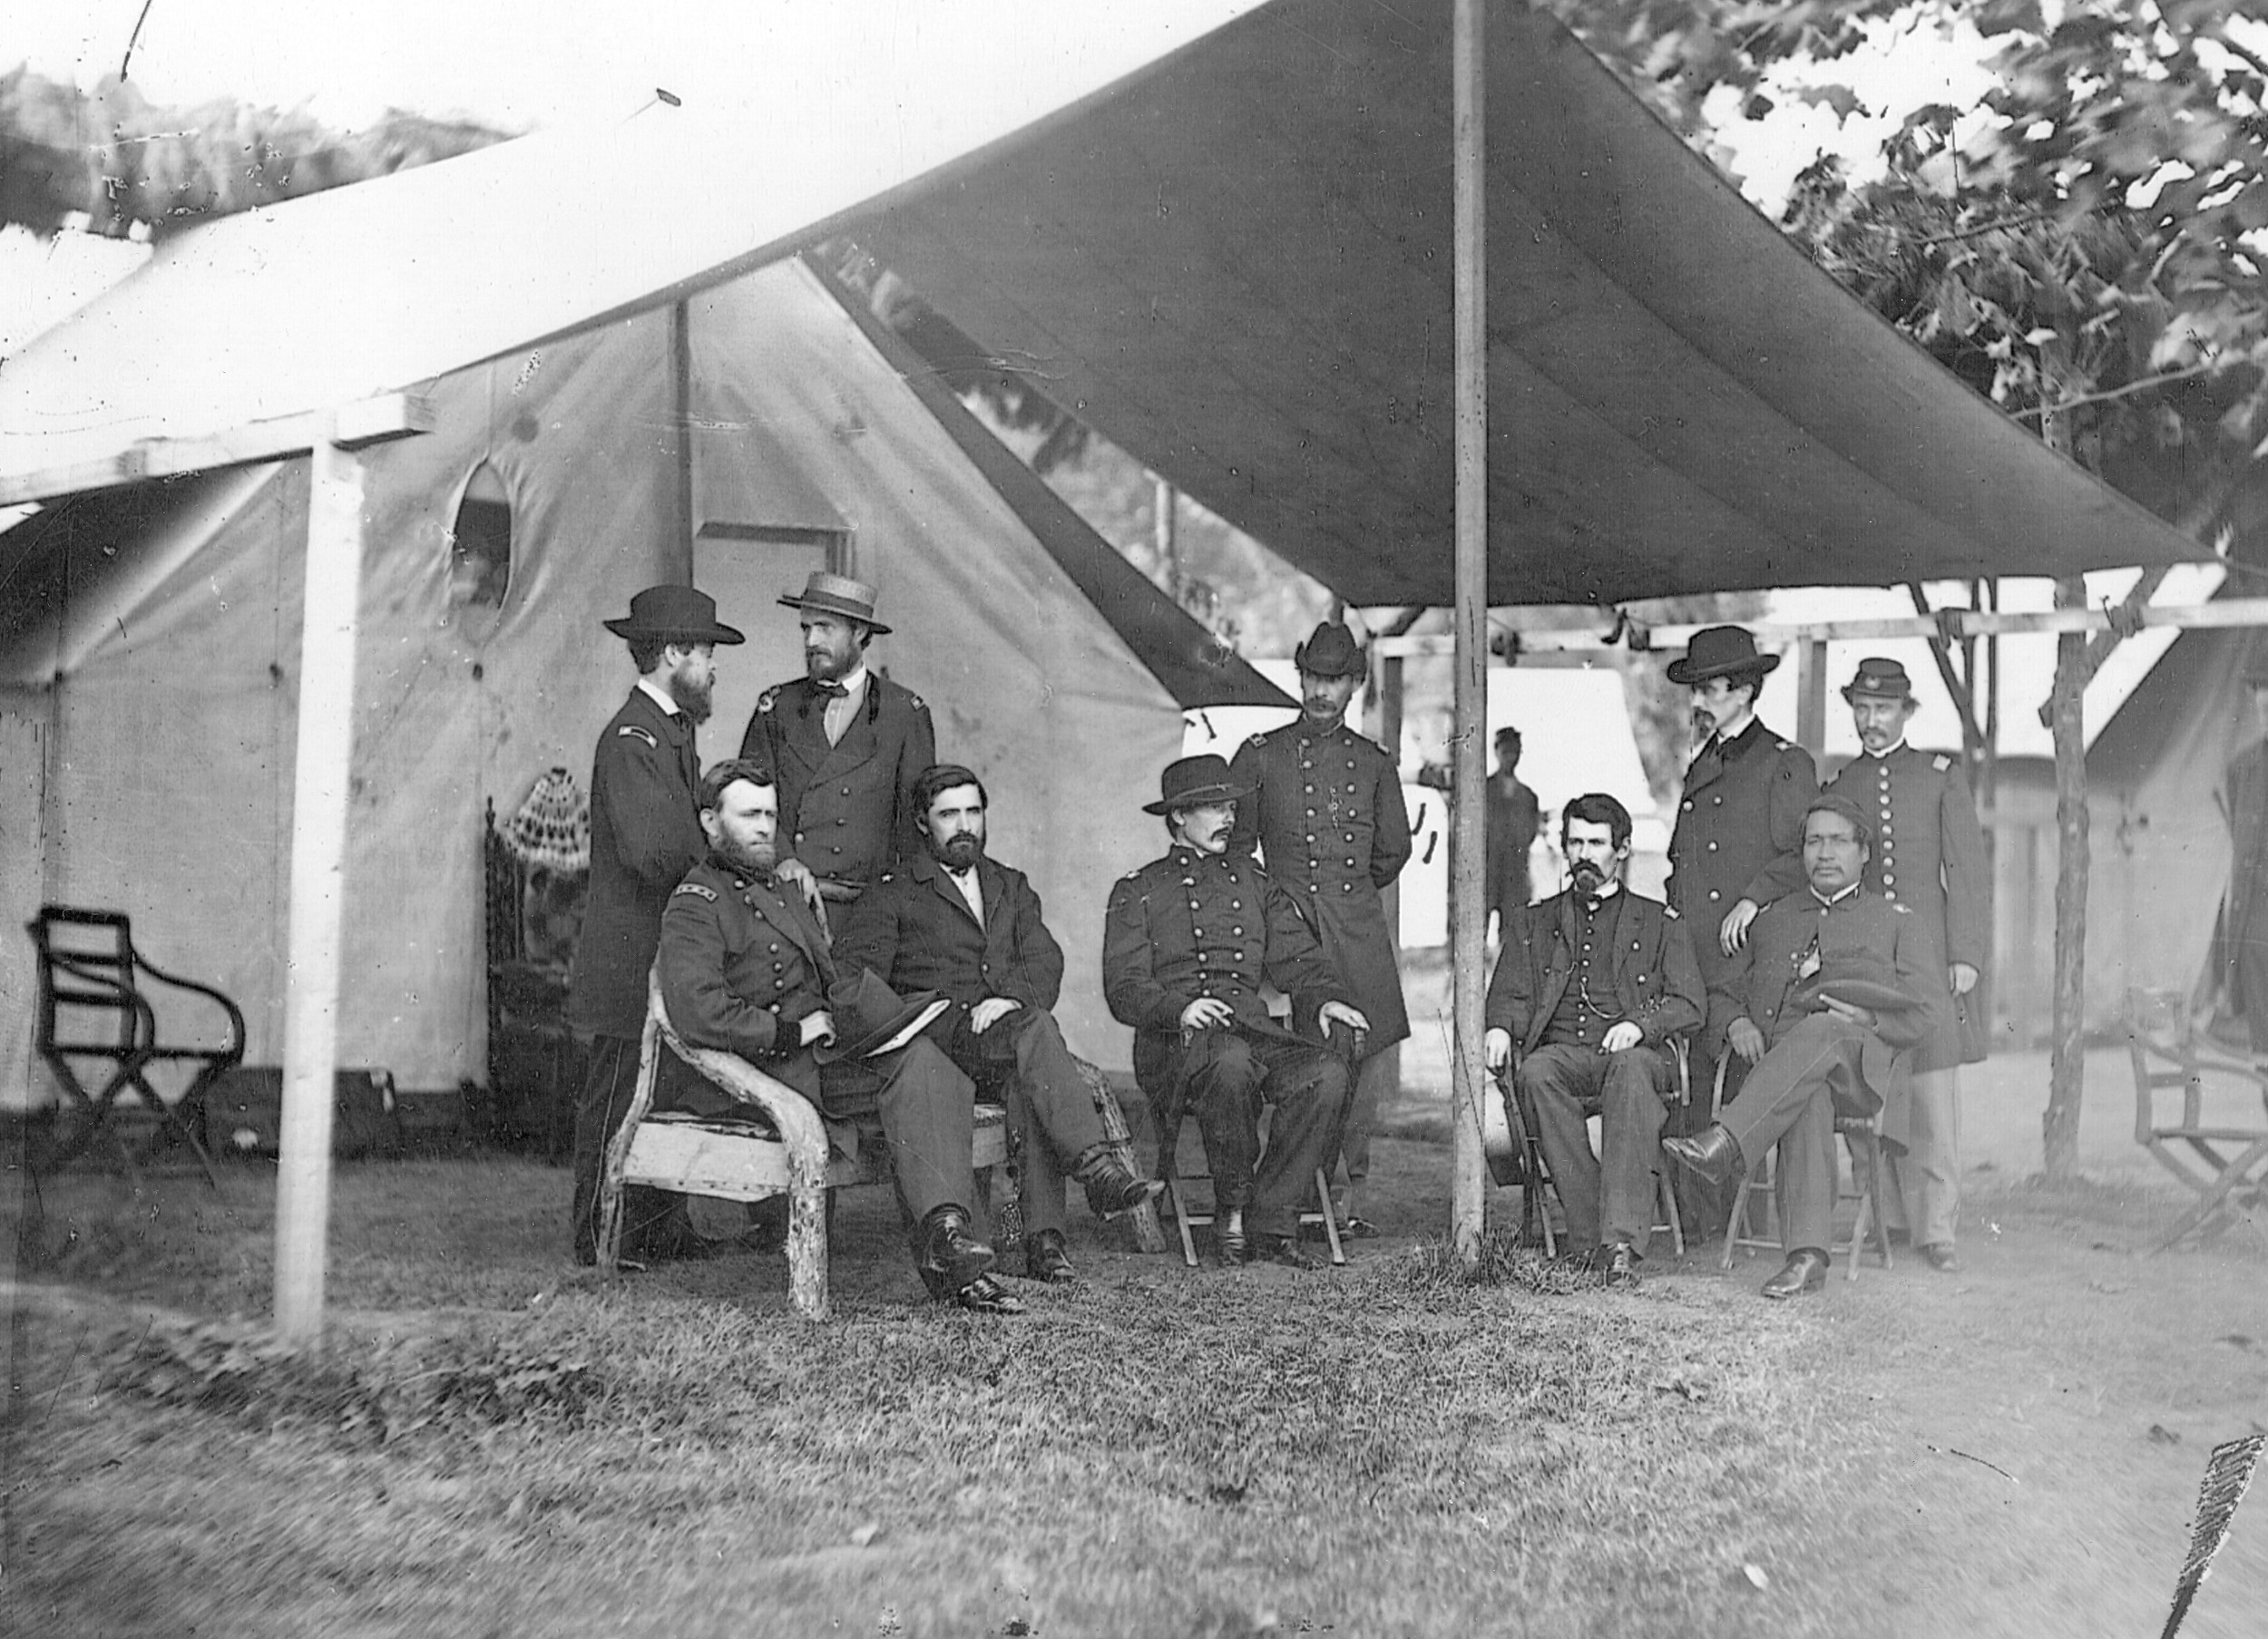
[1483,792,1705,1285]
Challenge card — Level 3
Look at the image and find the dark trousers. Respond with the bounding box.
[1714,1015,1872,1256]
[863,1037,983,1234]
[1516,1042,1668,1254]
[1158,1029,1350,1238]
[569,1033,685,1263]
[951,1008,1109,1237]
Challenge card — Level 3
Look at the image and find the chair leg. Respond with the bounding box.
[1312,1168,1346,1267]
[1521,1137,1558,1259]
[1657,1167,1685,1257]
[1720,1146,1775,1273]
[1164,1176,1201,1269]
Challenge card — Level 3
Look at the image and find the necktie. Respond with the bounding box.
[812,678,848,698]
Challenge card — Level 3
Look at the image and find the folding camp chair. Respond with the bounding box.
[27,905,244,1187]
[1487,1035,1688,1261]
[2126,987,2268,1253]
[1719,1057,1895,1282]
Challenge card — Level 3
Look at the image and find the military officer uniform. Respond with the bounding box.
[1823,663,1990,1255]
[565,586,742,1265]
[1697,884,1949,1263]
[741,670,935,903]
[1666,717,1820,992]
[656,851,989,1271]
[1104,766,1355,1245]
[836,849,1121,1247]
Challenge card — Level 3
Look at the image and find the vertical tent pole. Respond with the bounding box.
[1449,0,1488,1263]
[1795,637,1828,760]
[1376,652,1405,1108]
[274,434,365,1341]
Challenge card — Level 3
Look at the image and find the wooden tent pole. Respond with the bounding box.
[1449,0,1488,1263]
[274,436,366,1341]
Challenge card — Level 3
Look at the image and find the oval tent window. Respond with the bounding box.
[447,463,513,631]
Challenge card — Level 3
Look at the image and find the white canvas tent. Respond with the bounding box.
[0,254,1288,1107]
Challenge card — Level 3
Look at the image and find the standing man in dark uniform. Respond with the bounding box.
[1105,755,1367,1267]
[658,759,1023,1313]
[566,584,744,1266]
[1486,726,1542,936]
[1666,795,1949,1298]
[1484,793,1706,1283]
[2217,659,2268,1050]
[836,763,1164,1283]
[1662,625,1817,1228]
[1822,659,1990,1273]
[1227,620,1412,1235]
[740,572,935,924]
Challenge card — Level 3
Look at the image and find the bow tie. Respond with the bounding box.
[1582,896,1605,914]
[812,678,849,698]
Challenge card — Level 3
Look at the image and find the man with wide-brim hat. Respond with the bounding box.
[1660,624,1817,1227]
[1227,620,1413,1235]
[740,571,934,921]
[1821,657,1989,1273]
[566,584,744,1267]
[1105,755,1369,1268]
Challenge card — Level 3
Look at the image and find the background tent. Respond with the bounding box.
[0,256,1285,1107]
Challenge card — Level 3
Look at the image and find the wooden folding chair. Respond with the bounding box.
[1719,1054,1894,1282]
[2126,987,2268,1253]
[26,905,243,1187]
[1487,1035,1688,1260]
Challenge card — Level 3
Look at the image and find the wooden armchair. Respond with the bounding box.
[2126,987,2268,1253]
[26,905,245,1185]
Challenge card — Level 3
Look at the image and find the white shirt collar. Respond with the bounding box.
[832,662,871,698]
[635,677,681,717]
[1575,877,1621,901]
[1810,881,1862,907]
[1863,738,1908,760]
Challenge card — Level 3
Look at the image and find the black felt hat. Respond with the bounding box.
[1666,625,1779,685]
[602,584,745,645]
[815,970,951,1064]
[1142,754,1252,816]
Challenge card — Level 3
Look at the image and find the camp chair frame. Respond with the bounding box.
[2125,987,2268,1254]
[1720,1056,1896,1282]
[26,904,244,1187]
[1488,1034,1689,1261]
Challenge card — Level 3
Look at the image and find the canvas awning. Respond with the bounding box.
[845,0,2205,605]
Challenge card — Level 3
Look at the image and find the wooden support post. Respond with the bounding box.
[2044,572,2088,1181]
[1794,637,1829,761]
[274,438,366,1342]
[1376,652,1406,1105]
[1448,0,1488,1263]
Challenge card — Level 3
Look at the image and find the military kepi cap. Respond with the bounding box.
[1143,753,1253,816]
[1842,657,1915,702]
[779,571,892,636]
[1293,620,1365,678]
[602,584,745,645]
[1665,624,1780,685]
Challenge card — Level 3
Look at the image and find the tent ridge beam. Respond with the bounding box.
[0,392,434,505]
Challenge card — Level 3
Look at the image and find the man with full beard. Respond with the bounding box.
[659,759,1024,1312]
[835,765,1165,1283]
[739,572,934,922]
[1484,793,1705,1284]
[567,584,742,1267]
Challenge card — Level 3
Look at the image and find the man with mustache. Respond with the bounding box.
[1661,625,1818,1225]
[657,759,1024,1312]
[835,764,1165,1283]
[1664,795,1948,1298]
[567,584,743,1267]
[1104,755,1368,1266]
[1483,793,1706,1284]
[1821,659,1989,1273]
[1227,620,1413,1235]
[739,572,935,922]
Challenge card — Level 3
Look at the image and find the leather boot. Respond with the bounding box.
[1073,1145,1167,1219]
[916,1205,994,1297]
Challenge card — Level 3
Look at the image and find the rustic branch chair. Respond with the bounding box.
[27,905,244,1186]
[2126,986,2268,1253]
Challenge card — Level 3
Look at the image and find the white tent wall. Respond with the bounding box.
[690,261,1186,1063]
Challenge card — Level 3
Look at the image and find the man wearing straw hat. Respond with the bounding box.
[740,571,935,921]
[567,584,744,1267]
[1823,657,1990,1273]
[1227,620,1413,1235]
[1105,755,1367,1267]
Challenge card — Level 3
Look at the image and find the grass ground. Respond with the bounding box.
[5,1127,2265,1635]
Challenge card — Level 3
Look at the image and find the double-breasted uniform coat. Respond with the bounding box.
[1706,886,1950,1258]
[739,672,936,898]
[834,852,1114,1238]
[1664,717,1819,994]
[565,685,706,1262]
[656,852,981,1232]
[1102,845,1354,1236]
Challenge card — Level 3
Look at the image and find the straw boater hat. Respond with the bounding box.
[1841,657,1915,704]
[601,584,745,645]
[778,571,892,636]
[1293,620,1365,678]
[1142,754,1253,816]
[1665,625,1780,685]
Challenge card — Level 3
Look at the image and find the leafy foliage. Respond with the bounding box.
[0,67,506,240]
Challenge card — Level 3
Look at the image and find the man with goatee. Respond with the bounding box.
[567,584,742,1267]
